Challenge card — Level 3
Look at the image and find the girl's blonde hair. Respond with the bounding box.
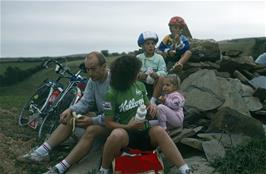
[166,74,181,89]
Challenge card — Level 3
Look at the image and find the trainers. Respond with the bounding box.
[185,169,193,174]
[17,148,50,164]
[96,171,104,174]
[43,167,60,174]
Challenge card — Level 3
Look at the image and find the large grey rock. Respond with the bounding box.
[249,76,266,89]
[185,61,220,70]
[181,138,203,151]
[171,127,203,144]
[197,133,251,148]
[181,69,219,92]
[190,39,221,62]
[182,86,224,111]
[202,139,225,163]
[255,52,266,65]
[243,96,263,111]
[217,77,252,116]
[240,84,255,97]
[218,37,266,59]
[207,107,265,138]
[181,69,252,116]
[181,69,224,111]
[253,87,266,101]
[219,55,256,73]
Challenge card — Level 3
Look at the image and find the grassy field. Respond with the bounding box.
[0,61,42,75]
[0,59,86,109]
[0,57,117,174]
[0,56,117,109]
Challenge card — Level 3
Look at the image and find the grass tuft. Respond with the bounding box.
[212,137,266,174]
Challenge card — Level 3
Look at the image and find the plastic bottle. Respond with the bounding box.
[48,88,61,103]
[145,67,154,84]
[135,105,147,123]
[146,75,155,84]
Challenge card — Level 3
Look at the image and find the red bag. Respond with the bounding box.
[112,149,164,174]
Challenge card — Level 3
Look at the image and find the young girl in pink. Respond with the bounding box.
[150,74,185,130]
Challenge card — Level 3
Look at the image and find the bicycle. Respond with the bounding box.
[18,59,87,139]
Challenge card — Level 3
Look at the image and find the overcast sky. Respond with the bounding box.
[1,0,266,57]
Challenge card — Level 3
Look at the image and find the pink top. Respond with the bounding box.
[164,91,185,114]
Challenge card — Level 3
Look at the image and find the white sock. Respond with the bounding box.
[55,159,70,174]
[150,97,157,104]
[35,142,51,156]
[178,164,190,174]
[99,166,109,174]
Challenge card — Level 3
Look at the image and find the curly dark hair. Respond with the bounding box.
[110,54,142,91]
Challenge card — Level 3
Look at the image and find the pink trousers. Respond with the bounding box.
[149,104,184,130]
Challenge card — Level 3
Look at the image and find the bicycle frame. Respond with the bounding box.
[47,69,84,113]
[31,81,62,115]
[36,60,87,138]
[19,58,87,138]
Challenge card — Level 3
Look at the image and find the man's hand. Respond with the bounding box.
[60,108,72,124]
[75,116,93,127]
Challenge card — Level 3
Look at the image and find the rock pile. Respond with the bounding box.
[165,37,266,173]
[67,37,266,174]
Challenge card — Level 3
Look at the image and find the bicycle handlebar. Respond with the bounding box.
[42,59,63,69]
[42,59,83,80]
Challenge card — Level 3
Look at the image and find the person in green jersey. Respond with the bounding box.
[98,55,192,174]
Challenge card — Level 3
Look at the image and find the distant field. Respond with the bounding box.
[0,61,42,75]
[0,55,117,75]
[0,59,84,108]
[0,55,118,109]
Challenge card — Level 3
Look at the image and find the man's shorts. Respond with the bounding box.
[126,128,156,151]
[73,114,105,138]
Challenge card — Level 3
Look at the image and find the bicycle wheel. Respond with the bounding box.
[38,87,78,139]
[18,83,52,126]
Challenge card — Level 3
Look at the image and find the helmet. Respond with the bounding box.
[168,16,186,28]
[137,31,159,47]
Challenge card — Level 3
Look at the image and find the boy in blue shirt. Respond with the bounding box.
[137,31,167,104]
[158,16,192,72]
